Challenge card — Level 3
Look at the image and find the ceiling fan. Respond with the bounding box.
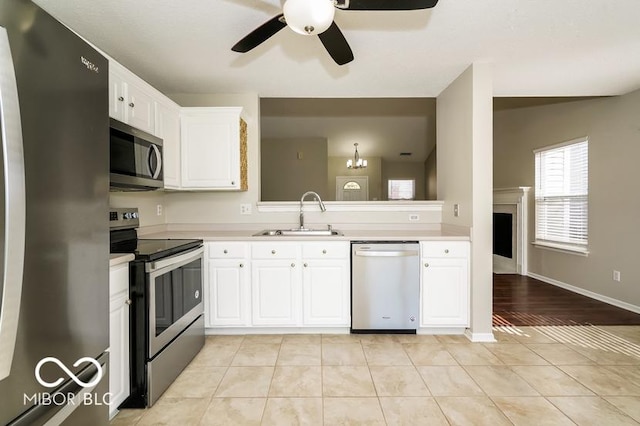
[231,0,439,66]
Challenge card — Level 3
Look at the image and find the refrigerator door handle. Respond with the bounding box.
[0,26,27,381]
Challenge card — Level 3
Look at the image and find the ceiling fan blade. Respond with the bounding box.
[231,14,287,53]
[318,22,354,66]
[338,0,438,10]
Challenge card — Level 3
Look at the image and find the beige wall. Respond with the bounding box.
[327,156,382,201]
[261,138,328,201]
[382,161,427,200]
[425,148,437,200]
[437,64,494,340]
[494,89,640,309]
[110,192,166,227]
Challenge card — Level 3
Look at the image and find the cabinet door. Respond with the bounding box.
[207,259,249,326]
[251,259,299,326]
[108,68,126,122]
[180,110,240,189]
[420,257,469,327]
[109,265,130,418]
[125,79,155,134]
[156,100,181,188]
[302,259,350,326]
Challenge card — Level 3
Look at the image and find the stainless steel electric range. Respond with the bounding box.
[109,208,205,407]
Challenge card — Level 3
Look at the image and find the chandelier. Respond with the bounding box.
[346,143,367,169]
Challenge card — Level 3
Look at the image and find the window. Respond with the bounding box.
[534,137,588,254]
[388,179,415,200]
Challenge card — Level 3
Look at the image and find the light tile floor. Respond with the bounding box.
[111,326,640,425]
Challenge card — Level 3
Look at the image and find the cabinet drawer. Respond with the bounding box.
[302,242,349,259]
[252,242,300,259]
[208,242,248,259]
[420,241,469,258]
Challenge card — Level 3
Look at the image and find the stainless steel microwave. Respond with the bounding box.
[110,118,163,191]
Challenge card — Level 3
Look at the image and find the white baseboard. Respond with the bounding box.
[464,329,496,342]
[417,327,467,335]
[528,272,640,315]
[205,327,350,335]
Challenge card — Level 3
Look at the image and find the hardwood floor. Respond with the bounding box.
[493,274,640,326]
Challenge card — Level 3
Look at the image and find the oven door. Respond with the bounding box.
[146,246,204,358]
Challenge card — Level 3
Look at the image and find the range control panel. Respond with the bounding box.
[109,207,140,230]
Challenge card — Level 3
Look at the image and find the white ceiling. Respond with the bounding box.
[34,0,640,98]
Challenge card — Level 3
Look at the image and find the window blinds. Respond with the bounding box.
[534,138,588,248]
[388,179,415,200]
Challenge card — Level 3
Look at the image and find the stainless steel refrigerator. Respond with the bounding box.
[0,0,109,424]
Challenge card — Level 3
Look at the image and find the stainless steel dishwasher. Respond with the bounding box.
[351,242,420,333]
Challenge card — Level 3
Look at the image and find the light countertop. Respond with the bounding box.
[138,229,469,242]
[110,253,135,267]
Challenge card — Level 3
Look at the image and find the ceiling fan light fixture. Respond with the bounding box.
[283,0,336,35]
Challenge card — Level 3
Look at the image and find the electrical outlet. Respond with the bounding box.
[453,204,460,217]
[613,270,621,282]
[409,214,420,221]
[156,204,163,216]
[240,203,252,215]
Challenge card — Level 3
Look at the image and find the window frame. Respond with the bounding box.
[533,137,589,256]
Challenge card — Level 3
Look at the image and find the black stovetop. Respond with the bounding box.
[110,229,202,261]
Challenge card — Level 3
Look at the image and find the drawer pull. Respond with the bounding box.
[271,250,276,255]
[239,263,244,268]
[125,299,132,305]
[128,102,135,108]
[223,249,228,254]
[322,249,327,254]
[304,263,308,267]
[424,263,429,268]
[291,263,295,268]
[444,249,449,254]
[118,96,124,102]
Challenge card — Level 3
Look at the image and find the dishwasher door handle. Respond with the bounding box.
[354,250,419,257]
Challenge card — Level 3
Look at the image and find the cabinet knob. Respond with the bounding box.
[424,263,429,268]
[271,250,276,254]
[223,249,228,254]
[239,263,244,268]
[129,102,135,108]
[291,263,295,268]
[322,249,327,254]
[118,96,124,102]
[231,181,235,185]
[304,263,308,267]
[444,249,449,254]
[125,299,132,305]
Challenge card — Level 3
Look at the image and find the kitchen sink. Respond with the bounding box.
[254,228,343,237]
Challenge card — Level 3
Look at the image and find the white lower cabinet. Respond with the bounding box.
[204,240,350,329]
[301,242,350,326]
[108,262,130,419]
[251,259,300,326]
[420,241,470,327]
[205,243,250,327]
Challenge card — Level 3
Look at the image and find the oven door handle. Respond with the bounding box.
[146,246,204,273]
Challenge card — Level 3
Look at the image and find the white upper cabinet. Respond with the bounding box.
[155,99,181,189]
[180,107,248,191]
[108,62,155,134]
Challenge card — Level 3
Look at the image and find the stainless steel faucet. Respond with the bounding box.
[299,191,326,230]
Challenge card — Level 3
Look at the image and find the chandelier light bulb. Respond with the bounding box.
[283,0,335,35]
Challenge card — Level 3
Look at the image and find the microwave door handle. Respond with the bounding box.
[0,27,27,381]
[147,144,162,179]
